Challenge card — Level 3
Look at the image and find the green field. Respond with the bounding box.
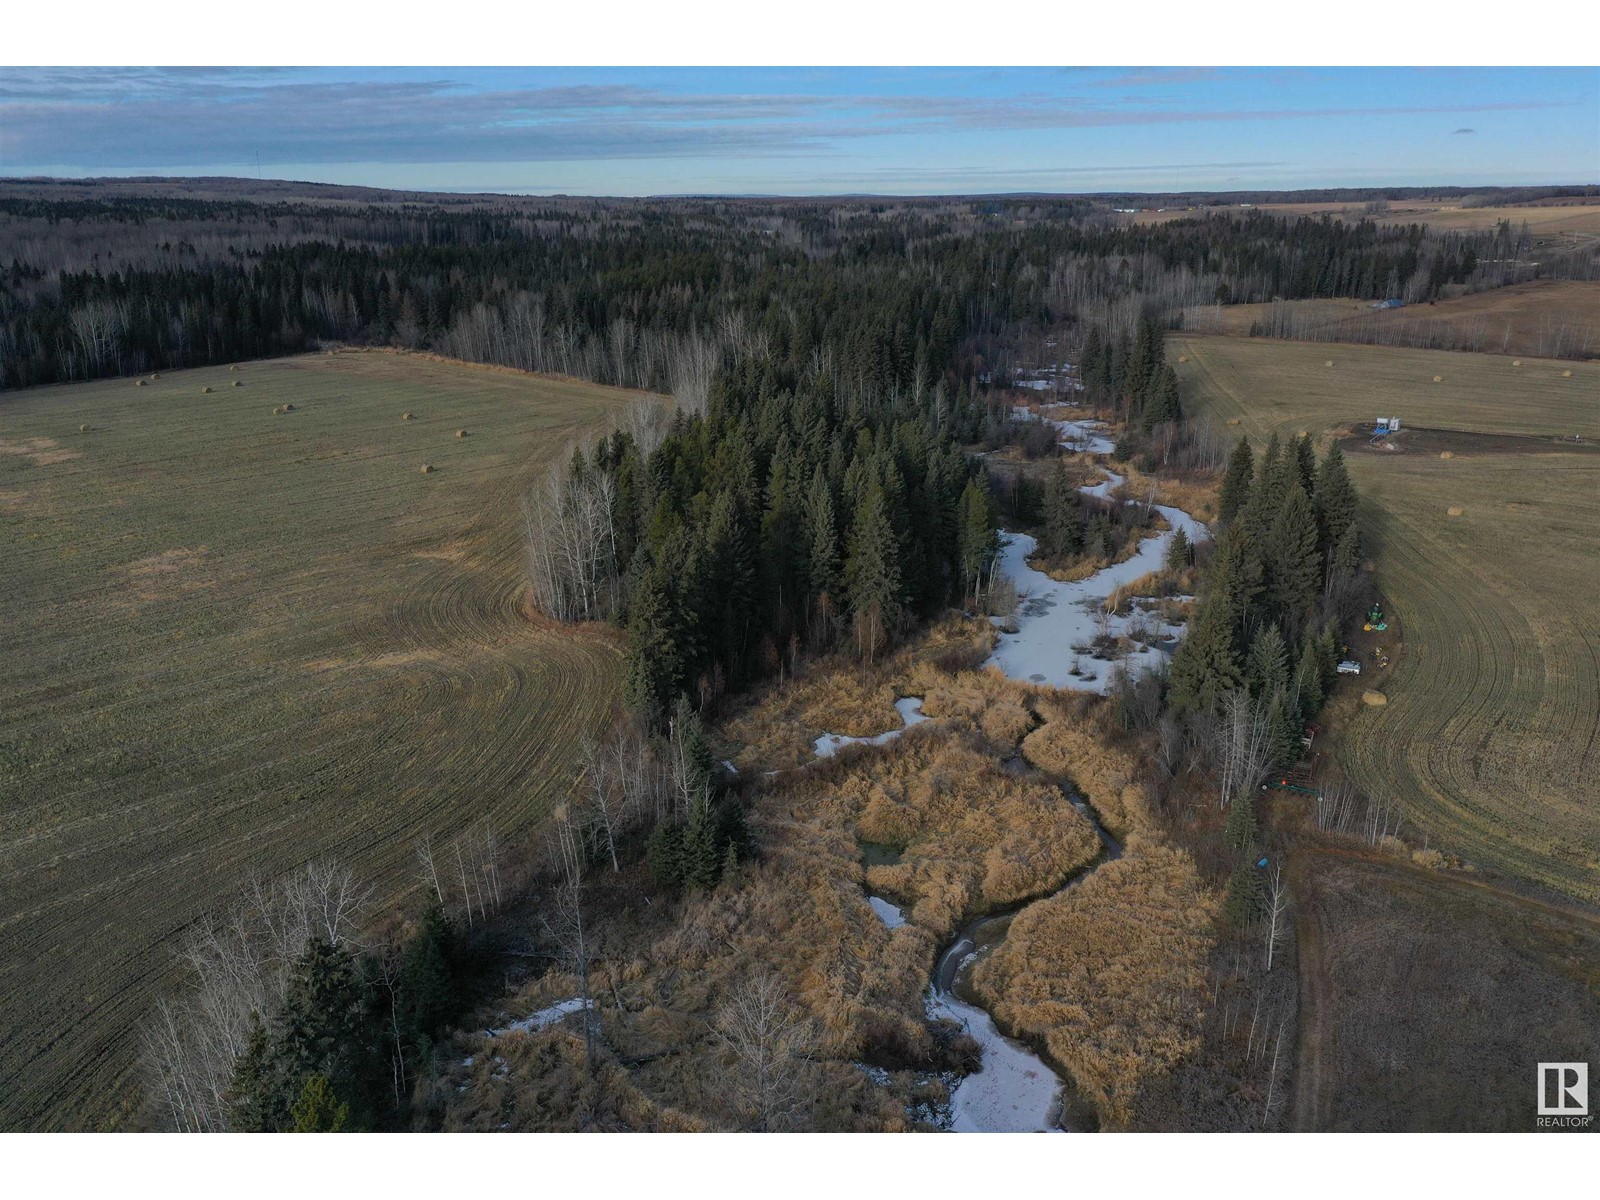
[0,352,637,1129]
[1175,335,1600,904]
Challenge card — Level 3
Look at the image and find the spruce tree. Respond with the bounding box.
[683,788,721,891]
[844,486,903,660]
[1330,520,1361,583]
[1222,862,1266,927]
[1224,791,1260,850]
[1293,434,1318,497]
[1314,441,1359,557]
[1218,437,1254,525]
[1268,483,1321,626]
[1293,635,1325,718]
[1168,590,1244,715]
[955,479,998,607]
[289,1074,350,1133]
[1165,526,1192,572]
[1042,460,1084,559]
[1247,625,1290,698]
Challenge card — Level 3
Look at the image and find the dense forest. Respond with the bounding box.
[4,181,1590,391]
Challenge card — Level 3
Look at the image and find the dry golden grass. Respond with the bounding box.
[974,837,1218,1128]
[1108,459,1222,525]
[1021,697,1152,838]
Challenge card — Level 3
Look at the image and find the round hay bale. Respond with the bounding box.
[1432,375,1443,383]
[232,380,242,388]
[1361,559,1377,573]
[1226,417,1241,426]
[201,386,213,394]
[151,373,161,380]
[229,365,239,372]
[1512,359,1522,367]
[1439,451,1454,460]
[1324,359,1334,367]
[283,403,295,412]
[420,463,434,474]
[1562,369,1574,378]
[401,411,414,421]
[1446,506,1464,517]
[1362,690,1388,707]
[1177,355,1188,363]
[273,405,284,414]
[455,429,468,439]
[79,423,91,433]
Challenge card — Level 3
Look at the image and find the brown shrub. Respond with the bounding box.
[1021,700,1148,837]
[973,838,1217,1128]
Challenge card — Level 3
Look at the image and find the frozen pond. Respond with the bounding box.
[985,418,1209,692]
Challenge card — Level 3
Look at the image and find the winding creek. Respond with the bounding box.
[849,402,1209,1132]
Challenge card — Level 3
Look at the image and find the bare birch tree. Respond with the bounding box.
[714,969,817,1131]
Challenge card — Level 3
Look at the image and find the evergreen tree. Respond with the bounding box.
[227,1014,282,1132]
[844,486,903,661]
[802,466,840,608]
[623,561,685,729]
[1041,459,1084,559]
[1293,434,1318,497]
[1222,861,1266,927]
[1165,527,1192,572]
[1218,436,1254,525]
[289,1074,350,1133]
[1293,634,1326,718]
[1268,483,1322,626]
[1168,590,1244,715]
[397,902,458,1055]
[683,788,722,892]
[647,820,687,889]
[955,478,998,607]
[1247,625,1290,698]
[1223,791,1260,850]
[1314,441,1359,558]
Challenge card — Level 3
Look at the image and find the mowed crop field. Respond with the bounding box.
[0,352,638,1129]
[1174,336,1600,903]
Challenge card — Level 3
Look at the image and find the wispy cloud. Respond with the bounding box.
[1452,126,1477,134]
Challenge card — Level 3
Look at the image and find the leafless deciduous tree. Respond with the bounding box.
[1213,690,1276,808]
[541,806,598,1074]
[1263,865,1288,972]
[140,862,369,1131]
[522,447,618,623]
[714,969,818,1131]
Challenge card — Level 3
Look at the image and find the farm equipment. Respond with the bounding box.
[1263,768,1321,799]
[1363,603,1388,632]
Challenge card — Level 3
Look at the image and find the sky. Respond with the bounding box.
[1,66,1595,195]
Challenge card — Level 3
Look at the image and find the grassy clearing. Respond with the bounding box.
[1174,335,1600,903]
[0,352,642,1129]
[1288,846,1600,1130]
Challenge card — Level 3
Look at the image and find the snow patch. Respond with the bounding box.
[813,697,927,758]
[484,997,592,1039]
[868,895,907,929]
[928,988,1062,1133]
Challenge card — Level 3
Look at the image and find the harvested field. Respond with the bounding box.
[1175,335,1600,903]
[1181,280,1600,360]
[0,353,645,1129]
[1133,200,1600,238]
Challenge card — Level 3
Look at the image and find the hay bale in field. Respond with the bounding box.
[1432,375,1443,383]
[79,424,91,433]
[1446,506,1464,517]
[401,411,414,421]
[455,429,468,438]
[1226,417,1240,426]
[232,380,242,387]
[1362,690,1388,707]
[151,373,161,380]
[420,463,434,474]
[1177,355,1188,363]
[229,365,239,372]
[1562,369,1574,378]
[135,378,146,387]
[284,403,295,412]
[1439,451,1454,460]
[201,386,213,394]
[1512,359,1522,367]
[1324,360,1334,367]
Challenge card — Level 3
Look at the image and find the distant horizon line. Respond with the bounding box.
[3,173,1596,202]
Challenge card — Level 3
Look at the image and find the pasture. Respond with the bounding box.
[1173,335,1600,903]
[0,352,639,1128]
[1181,279,1600,360]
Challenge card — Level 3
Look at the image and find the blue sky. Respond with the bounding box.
[1,66,1595,194]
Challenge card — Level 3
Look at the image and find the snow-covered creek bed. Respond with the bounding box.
[836,404,1207,1131]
